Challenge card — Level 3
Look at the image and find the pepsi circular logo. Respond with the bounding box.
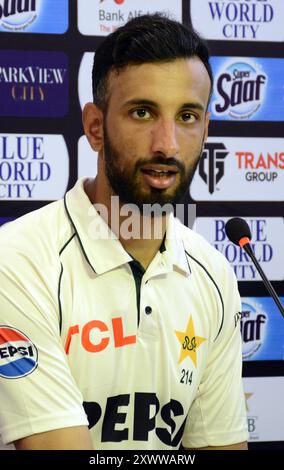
[0,326,38,379]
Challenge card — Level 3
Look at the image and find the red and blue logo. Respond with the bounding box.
[0,326,38,379]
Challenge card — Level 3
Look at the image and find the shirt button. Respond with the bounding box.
[145,306,152,315]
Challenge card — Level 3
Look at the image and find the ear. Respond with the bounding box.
[82,102,104,152]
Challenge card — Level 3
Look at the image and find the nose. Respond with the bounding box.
[150,119,179,158]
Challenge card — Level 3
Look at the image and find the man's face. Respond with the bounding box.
[101,58,211,209]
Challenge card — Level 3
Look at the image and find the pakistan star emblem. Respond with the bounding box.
[175,315,206,367]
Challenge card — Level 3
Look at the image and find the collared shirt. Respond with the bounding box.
[0,178,248,449]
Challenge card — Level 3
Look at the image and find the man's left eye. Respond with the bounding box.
[179,112,196,123]
[132,109,151,119]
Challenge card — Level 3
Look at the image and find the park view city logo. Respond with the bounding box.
[0,50,68,117]
[190,0,284,41]
[0,0,68,33]
[0,133,69,200]
[193,217,284,281]
[190,137,284,201]
[77,0,182,36]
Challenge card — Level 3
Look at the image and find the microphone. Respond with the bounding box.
[225,217,284,319]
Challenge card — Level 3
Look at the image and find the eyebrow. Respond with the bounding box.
[123,99,205,112]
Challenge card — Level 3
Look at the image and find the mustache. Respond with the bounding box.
[135,156,185,172]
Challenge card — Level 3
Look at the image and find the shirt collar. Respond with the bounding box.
[64,178,190,277]
[163,210,191,277]
[64,178,132,274]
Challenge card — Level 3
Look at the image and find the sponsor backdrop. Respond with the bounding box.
[243,377,284,443]
[0,0,283,450]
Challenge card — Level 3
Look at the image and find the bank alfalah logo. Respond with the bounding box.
[199,142,228,194]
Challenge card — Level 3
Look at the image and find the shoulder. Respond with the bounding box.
[176,218,234,281]
[176,219,241,340]
[0,199,73,270]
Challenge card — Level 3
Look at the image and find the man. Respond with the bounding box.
[0,14,248,450]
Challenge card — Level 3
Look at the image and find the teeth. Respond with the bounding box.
[147,170,170,174]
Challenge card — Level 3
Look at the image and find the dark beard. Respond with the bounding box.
[103,124,203,211]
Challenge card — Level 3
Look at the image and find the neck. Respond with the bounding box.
[84,177,167,269]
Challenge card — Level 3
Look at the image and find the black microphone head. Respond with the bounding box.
[225,217,252,246]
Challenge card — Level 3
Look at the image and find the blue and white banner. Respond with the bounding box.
[78,136,98,179]
[190,137,284,201]
[209,57,284,121]
[190,0,284,42]
[78,0,182,36]
[193,217,284,281]
[243,377,284,442]
[0,134,69,200]
[0,0,68,34]
[241,297,284,361]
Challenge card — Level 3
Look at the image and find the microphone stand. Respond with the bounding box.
[243,243,284,319]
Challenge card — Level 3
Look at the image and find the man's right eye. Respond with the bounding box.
[131,108,152,120]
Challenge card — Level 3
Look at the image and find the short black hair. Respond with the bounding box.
[92,13,213,110]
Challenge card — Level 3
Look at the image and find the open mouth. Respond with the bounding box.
[141,169,177,177]
[140,166,178,189]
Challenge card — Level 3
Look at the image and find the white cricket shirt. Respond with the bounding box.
[0,178,248,449]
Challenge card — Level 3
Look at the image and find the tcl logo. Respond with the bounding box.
[64,317,136,354]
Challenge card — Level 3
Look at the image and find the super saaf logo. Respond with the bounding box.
[209,57,284,121]
[0,0,68,34]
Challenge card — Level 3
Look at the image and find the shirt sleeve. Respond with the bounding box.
[182,263,248,448]
[0,248,88,445]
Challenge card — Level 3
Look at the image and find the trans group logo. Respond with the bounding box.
[198,142,228,194]
[190,137,284,201]
[0,0,68,34]
[0,326,38,379]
